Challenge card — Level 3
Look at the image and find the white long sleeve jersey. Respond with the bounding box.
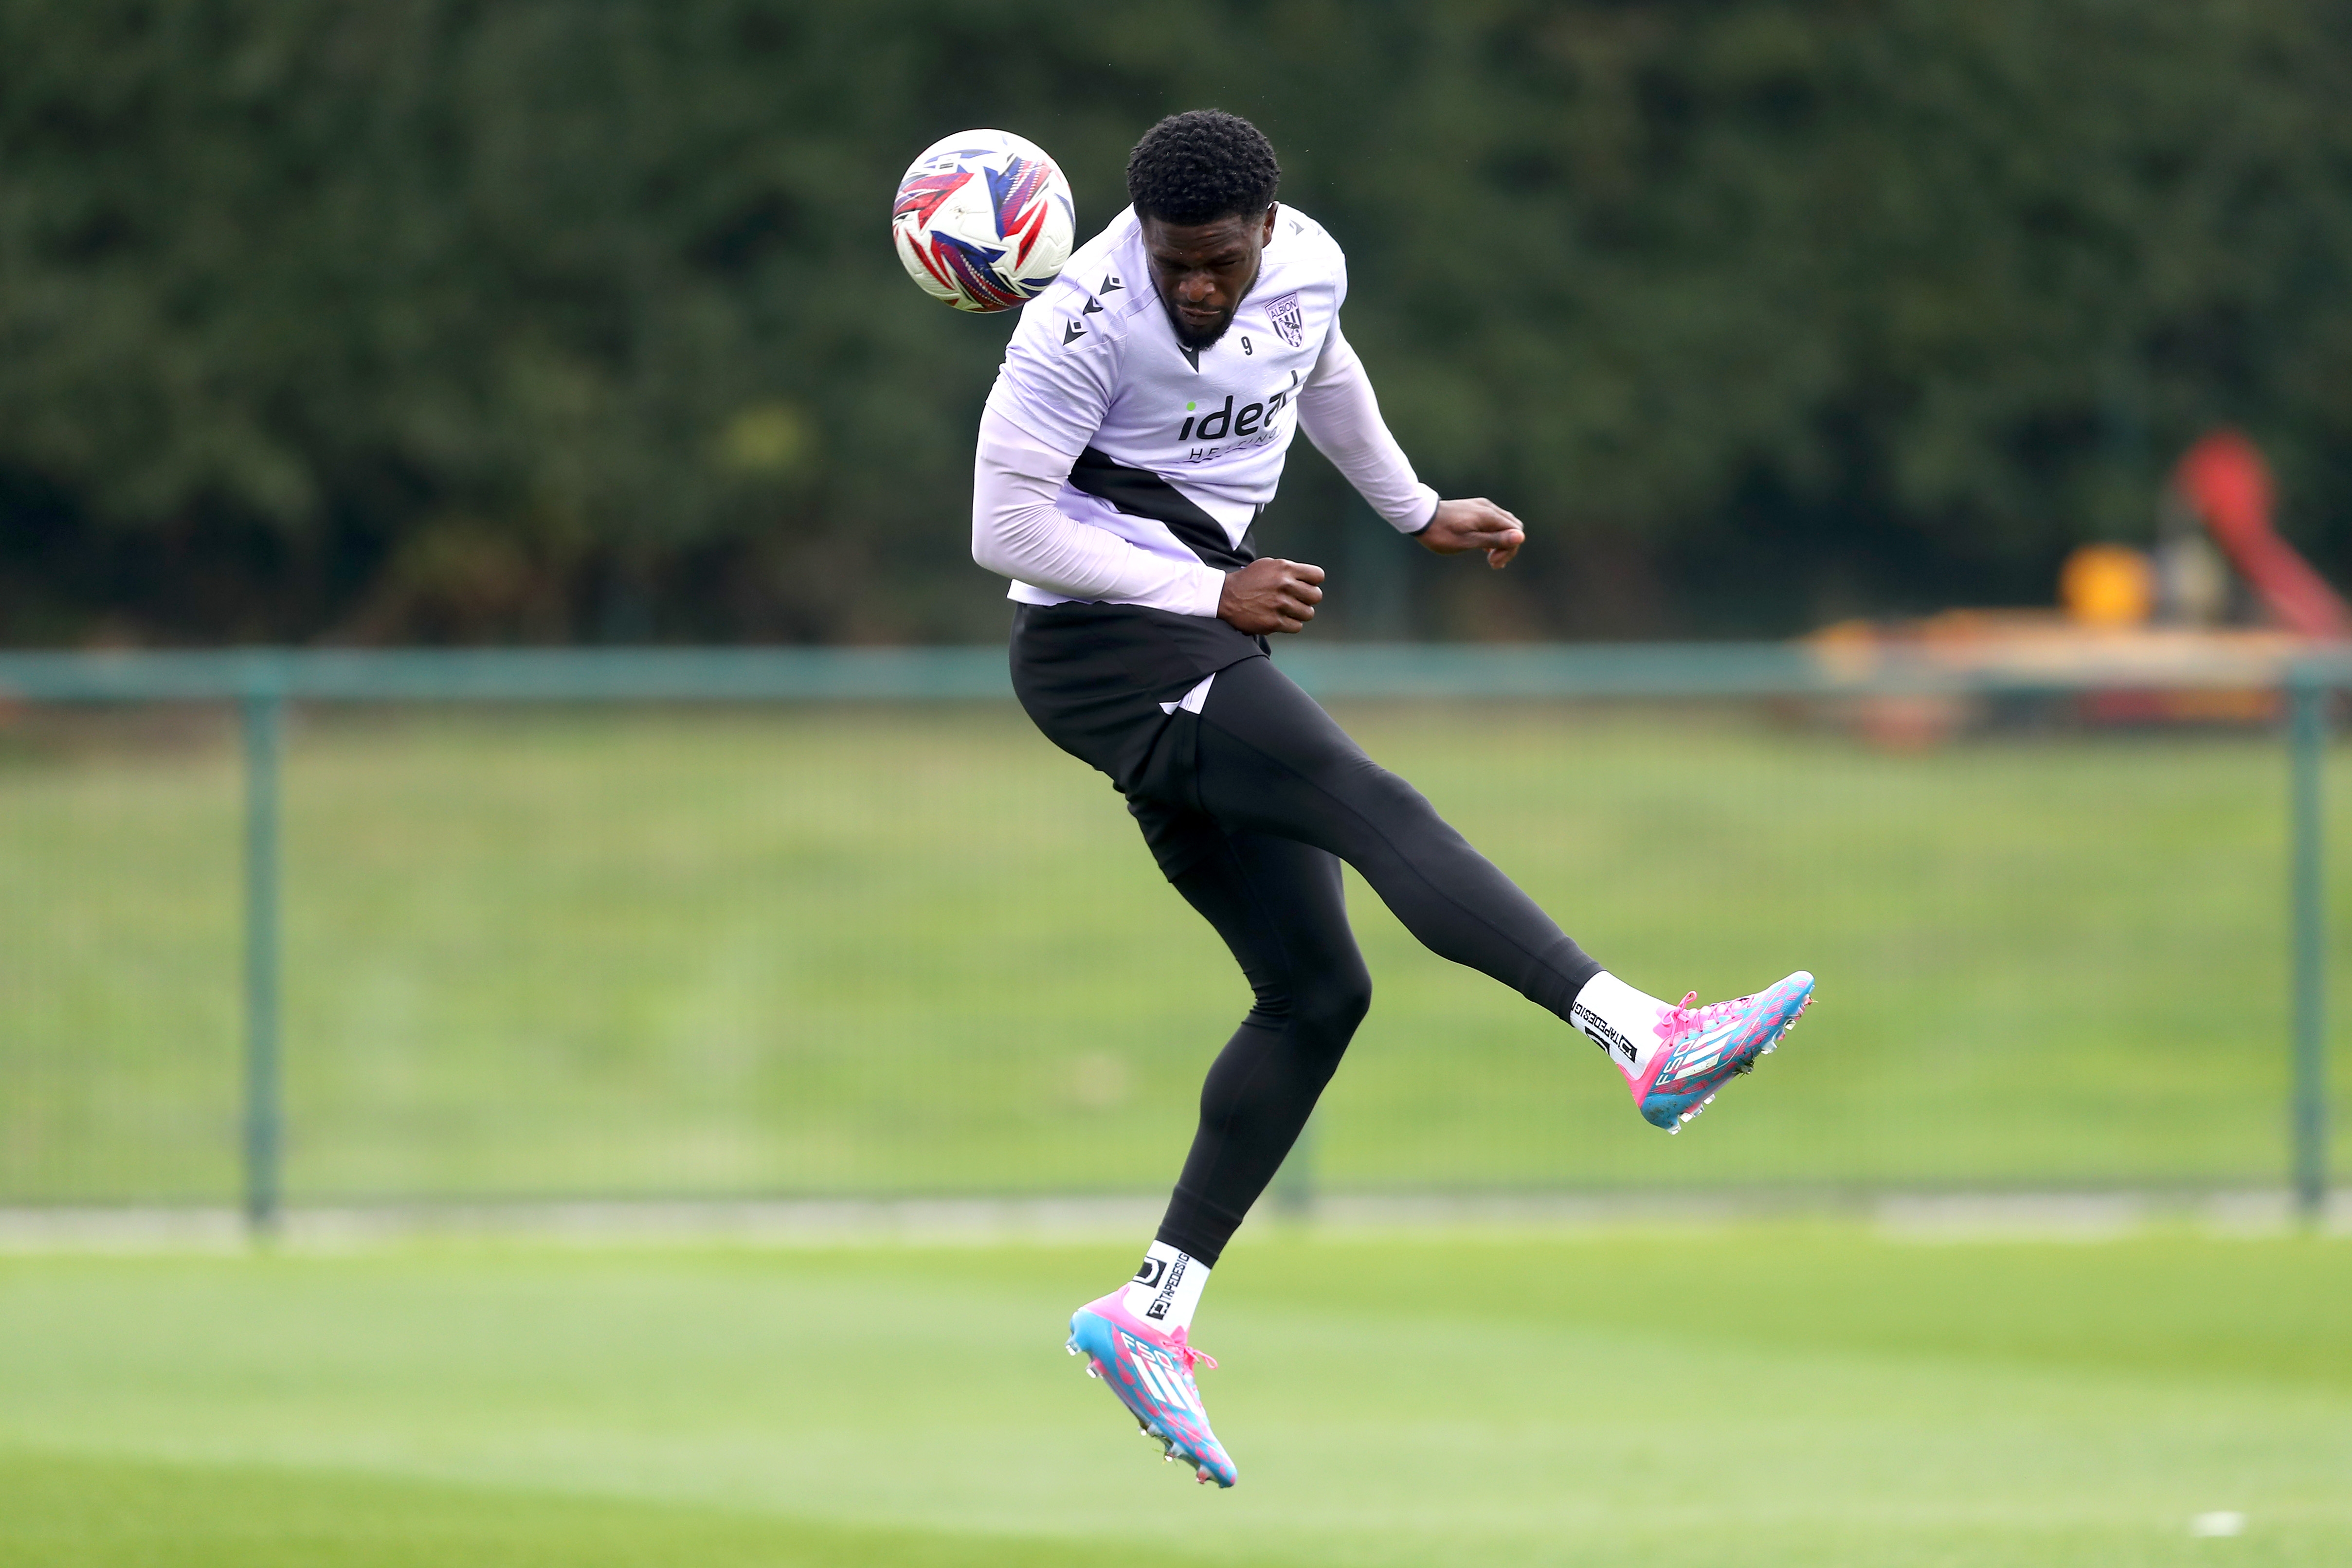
[972,204,1439,618]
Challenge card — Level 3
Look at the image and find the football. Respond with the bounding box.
[891,129,1075,313]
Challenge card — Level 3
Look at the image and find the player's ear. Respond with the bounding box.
[1260,204,1278,243]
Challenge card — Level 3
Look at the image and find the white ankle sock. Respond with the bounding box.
[1118,1241,1209,1333]
[1571,971,1672,1082]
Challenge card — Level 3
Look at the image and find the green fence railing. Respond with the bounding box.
[0,641,2339,1230]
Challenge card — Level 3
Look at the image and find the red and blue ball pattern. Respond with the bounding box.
[891,131,1075,313]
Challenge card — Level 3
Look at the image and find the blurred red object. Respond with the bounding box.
[2173,430,2351,640]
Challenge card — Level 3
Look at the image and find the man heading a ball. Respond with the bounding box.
[971,109,1814,1488]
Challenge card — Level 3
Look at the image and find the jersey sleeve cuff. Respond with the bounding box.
[1391,486,1441,535]
[1184,564,1227,619]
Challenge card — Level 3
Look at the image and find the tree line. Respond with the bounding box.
[2,0,2348,644]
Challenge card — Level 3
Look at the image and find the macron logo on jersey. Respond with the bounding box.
[1056,273,1126,349]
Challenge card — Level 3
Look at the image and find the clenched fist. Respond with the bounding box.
[1218,557,1326,635]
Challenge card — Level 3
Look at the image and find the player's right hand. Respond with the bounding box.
[1218,558,1325,635]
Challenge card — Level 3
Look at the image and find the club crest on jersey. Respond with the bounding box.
[1261,290,1304,349]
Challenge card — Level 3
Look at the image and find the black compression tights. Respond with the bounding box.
[1141,655,1601,1265]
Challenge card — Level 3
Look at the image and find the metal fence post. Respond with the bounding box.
[241,685,285,1236]
[2289,673,2329,1224]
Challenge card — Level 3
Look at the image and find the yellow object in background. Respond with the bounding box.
[2061,544,2156,627]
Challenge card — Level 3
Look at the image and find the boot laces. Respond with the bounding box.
[1655,991,1751,1047]
[1168,1325,1217,1375]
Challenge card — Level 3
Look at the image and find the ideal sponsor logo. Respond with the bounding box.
[1176,371,1302,462]
[1572,1001,1639,1063]
[1132,1257,1167,1289]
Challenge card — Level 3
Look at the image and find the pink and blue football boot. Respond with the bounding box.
[1066,1291,1236,1488]
[1632,971,1814,1132]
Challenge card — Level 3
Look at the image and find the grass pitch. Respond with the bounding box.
[1,1227,2348,1567]
[4,700,2349,1203]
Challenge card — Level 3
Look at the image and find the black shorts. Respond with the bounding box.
[1008,600,1266,806]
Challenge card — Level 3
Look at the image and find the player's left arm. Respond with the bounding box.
[1295,318,1524,569]
[1415,498,1525,569]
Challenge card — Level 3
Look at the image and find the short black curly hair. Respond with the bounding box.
[1126,109,1280,226]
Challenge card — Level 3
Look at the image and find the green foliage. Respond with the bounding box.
[2,1,2350,640]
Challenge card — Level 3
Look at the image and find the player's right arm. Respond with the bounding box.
[973,411,1324,630]
[970,408,1223,614]
[972,273,1231,614]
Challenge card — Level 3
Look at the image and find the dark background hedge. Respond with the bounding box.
[4,0,2348,644]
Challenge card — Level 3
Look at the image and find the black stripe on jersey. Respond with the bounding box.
[1069,448,1259,572]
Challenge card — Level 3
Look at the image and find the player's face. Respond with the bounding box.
[1140,205,1279,350]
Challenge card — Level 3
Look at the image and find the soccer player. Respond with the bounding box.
[970,110,1813,1488]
